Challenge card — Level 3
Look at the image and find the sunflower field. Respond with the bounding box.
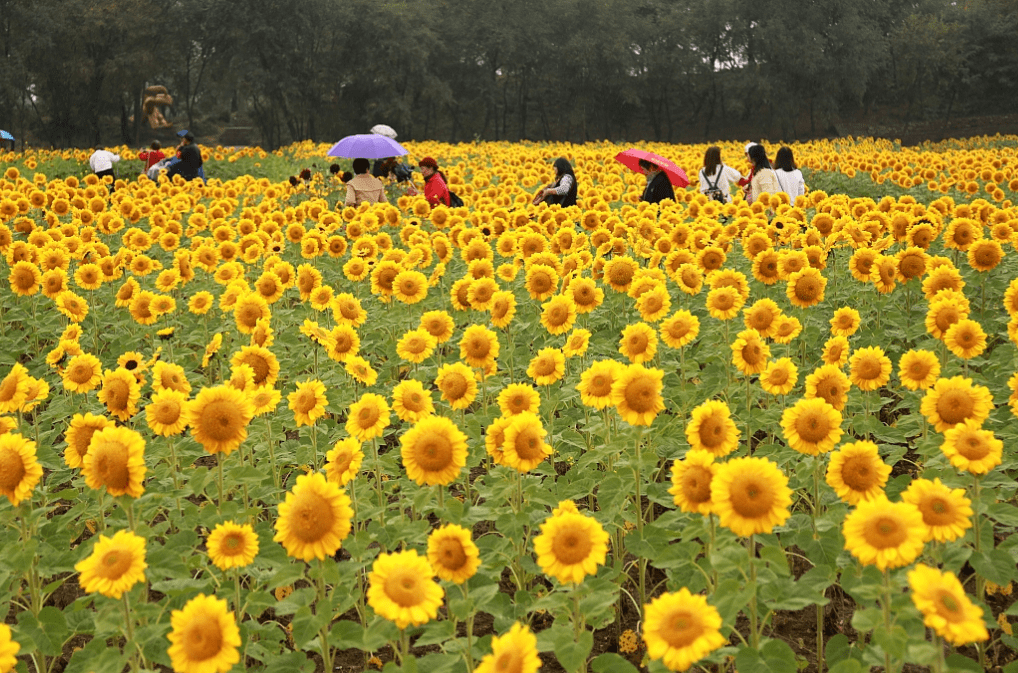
[1,135,1018,673]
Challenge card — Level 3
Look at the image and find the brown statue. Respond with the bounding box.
[142,86,173,129]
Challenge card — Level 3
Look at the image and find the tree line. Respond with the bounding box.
[1,0,1016,149]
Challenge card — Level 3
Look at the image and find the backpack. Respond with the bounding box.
[703,166,727,203]
[448,191,464,208]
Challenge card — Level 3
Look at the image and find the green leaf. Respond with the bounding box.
[872,625,909,660]
[969,549,1018,585]
[591,653,640,673]
[290,605,329,650]
[850,607,884,633]
[945,652,983,672]
[827,661,864,673]
[555,629,594,673]
[63,636,129,673]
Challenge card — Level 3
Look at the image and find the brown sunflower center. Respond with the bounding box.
[935,590,963,619]
[221,532,245,555]
[855,357,882,380]
[681,466,712,504]
[552,528,593,565]
[741,342,764,365]
[383,567,424,607]
[435,538,467,571]
[841,454,878,492]
[182,614,223,662]
[441,373,469,400]
[956,432,990,460]
[513,426,545,460]
[97,550,133,579]
[0,375,20,402]
[794,277,821,302]
[623,379,655,413]
[920,497,956,526]
[697,414,727,449]
[659,609,704,648]
[0,449,27,491]
[729,476,775,518]
[936,390,975,425]
[796,412,832,444]
[412,434,454,472]
[289,490,336,543]
[92,439,131,491]
[864,516,907,549]
[151,399,182,425]
[199,399,243,442]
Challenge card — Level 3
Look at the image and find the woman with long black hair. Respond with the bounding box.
[744,144,781,205]
[533,157,578,207]
[773,147,806,201]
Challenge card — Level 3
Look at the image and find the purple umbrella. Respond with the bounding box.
[327,134,407,159]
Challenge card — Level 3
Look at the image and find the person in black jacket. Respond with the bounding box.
[640,159,675,204]
[166,131,204,181]
[533,157,578,207]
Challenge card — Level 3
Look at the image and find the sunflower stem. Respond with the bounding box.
[233,568,245,621]
[572,587,588,673]
[748,534,759,649]
[217,452,225,515]
[707,513,718,593]
[461,584,475,673]
[311,425,319,471]
[881,569,895,673]
[745,374,752,455]
[122,592,145,668]
[371,438,386,525]
[972,473,987,671]
[264,417,279,490]
[124,496,136,532]
[317,560,334,672]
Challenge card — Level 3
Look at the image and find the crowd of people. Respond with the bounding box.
[88,129,804,214]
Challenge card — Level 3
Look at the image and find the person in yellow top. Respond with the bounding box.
[744,145,781,205]
[344,158,388,206]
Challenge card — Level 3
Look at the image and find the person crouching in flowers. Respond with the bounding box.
[533,501,609,585]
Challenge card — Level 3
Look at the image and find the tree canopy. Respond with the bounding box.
[0,0,1015,147]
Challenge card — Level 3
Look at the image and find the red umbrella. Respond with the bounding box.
[615,148,689,188]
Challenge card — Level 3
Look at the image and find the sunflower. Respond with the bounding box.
[704,286,744,320]
[642,588,727,672]
[569,276,604,314]
[393,269,428,304]
[64,412,114,469]
[0,624,19,673]
[941,418,1002,475]
[805,364,851,411]
[288,379,328,427]
[427,523,481,584]
[617,322,657,365]
[230,345,280,387]
[900,478,972,543]
[97,368,141,421]
[344,393,390,442]
[332,292,368,327]
[186,385,255,455]
[636,285,671,323]
[685,400,740,457]
[772,315,802,344]
[0,363,30,413]
[897,349,940,390]
[780,397,843,456]
[8,261,41,296]
[325,437,364,486]
[967,239,1003,272]
[539,294,577,335]
[842,496,925,570]
[207,520,260,570]
[786,267,827,308]
[922,266,965,300]
[674,263,704,295]
[145,388,189,437]
[0,433,43,506]
[501,412,552,472]
[869,255,897,294]
[497,383,541,417]
[907,565,989,646]
[62,353,103,393]
[489,290,517,328]
[475,622,541,673]
[710,456,792,537]
[524,263,559,300]
[166,593,241,673]
[419,310,455,343]
[920,376,993,433]
[848,346,892,391]
[825,440,892,505]
[602,256,638,293]
[459,325,499,369]
[576,360,623,410]
[74,529,147,599]
[533,507,609,584]
[325,324,360,362]
[660,310,699,349]
[400,416,468,486]
[730,328,770,376]
[819,335,850,368]
[895,247,929,282]
[274,471,354,561]
[527,347,565,386]
[669,450,716,515]
[563,328,591,357]
[367,549,445,628]
[82,426,146,498]
[344,356,378,386]
[760,358,798,396]
[611,364,665,426]
[829,307,861,337]
[926,298,968,340]
[232,293,270,334]
[944,318,987,360]
[484,416,512,465]
[188,290,215,315]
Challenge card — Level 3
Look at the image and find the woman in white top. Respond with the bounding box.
[698,146,744,203]
[773,147,806,201]
[745,145,781,205]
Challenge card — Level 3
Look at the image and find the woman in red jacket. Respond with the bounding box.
[418,156,450,207]
[138,141,165,172]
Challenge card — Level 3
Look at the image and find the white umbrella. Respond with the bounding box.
[370,124,398,139]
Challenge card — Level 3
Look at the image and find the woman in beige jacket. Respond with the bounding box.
[344,158,388,206]
[745,145,781,206]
